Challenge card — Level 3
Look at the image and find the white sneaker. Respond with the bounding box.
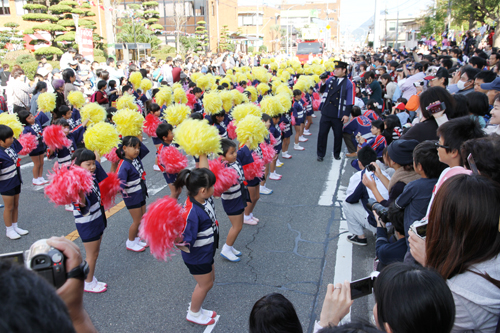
[65,204,73,212]
[220,247,240,262]
[84,277,107,293]
[13,224,28,236]
[243,217,258,225]
[276,160,283,167]
[186,310,215,325]
[299,136,308,142]
[231,247,242,256]
[269,172,282,180]
[32,178,41,186]
[294,144,305,151]
[135,237,148,248]
[126,239,146,252]
[38,177,49,185]
[303,130,312,136]
[6,228,20,240]
[153,164,161,171]
[201,308,218,318]
[281,151,292,159]
[259,186,273,195]
[311,113,317,118]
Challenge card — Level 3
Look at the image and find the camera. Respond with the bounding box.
[410,219,428,239]
[366,164,376,172]
[366,198,389,223]
[350,271,380,300]
[0,239,67,288]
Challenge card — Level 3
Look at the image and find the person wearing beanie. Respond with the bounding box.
[344,146,391,246]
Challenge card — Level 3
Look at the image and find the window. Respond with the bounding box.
[0,0,11,15]
[15,0,27,16]
[407,32,412,41]
[388,22,396,32]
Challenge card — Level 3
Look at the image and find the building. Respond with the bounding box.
[401,19,421,50]
[374,14,417,49]
[237,4,280,52]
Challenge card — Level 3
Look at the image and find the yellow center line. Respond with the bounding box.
[64,201,127,241]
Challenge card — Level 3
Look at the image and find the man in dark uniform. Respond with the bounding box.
[317,61,355,161]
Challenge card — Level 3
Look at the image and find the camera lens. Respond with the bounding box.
[36,258,46,265]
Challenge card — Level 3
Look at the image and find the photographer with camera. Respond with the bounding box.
[0,236,97,332]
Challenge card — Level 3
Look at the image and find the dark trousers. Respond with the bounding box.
[343,133,357,153]
[317,115,343,158]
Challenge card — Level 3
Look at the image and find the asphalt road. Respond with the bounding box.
[0,116,377,332]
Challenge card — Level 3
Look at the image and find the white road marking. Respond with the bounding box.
[203,315,220,333]
[333,219,352,323]
[148,184,167,196]
[318,153,344,206]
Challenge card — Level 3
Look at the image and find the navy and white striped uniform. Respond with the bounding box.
[237,145,257,187]
[221,158,247,215]
[22,112,48,156]
[305,93,314,116]
[152,117,166,145]
[50,125,86,165]
[215,122,228,138]
[280,112,293,138]
[269,124,282,154]
[116,143,150,208]
[157,142,179,184]
[181,196,219,265]
[70,108,82,129]
[292,99,305,125]
[0,139,22,193]
[72,162,108,241]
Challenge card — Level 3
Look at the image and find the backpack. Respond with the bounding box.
[0,95,7,113]
[90,91,98,103]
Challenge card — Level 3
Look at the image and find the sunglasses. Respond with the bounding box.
[434,141,449,149]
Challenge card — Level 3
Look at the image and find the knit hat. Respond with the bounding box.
[52,79,64,90]
[387,139,419,165]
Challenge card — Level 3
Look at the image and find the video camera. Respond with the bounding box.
[0,239,67,288]
[366,198,389,223]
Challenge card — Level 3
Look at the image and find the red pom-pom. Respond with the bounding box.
[44,163,94,206]
[260,142,276,165]
[159,145,187,174]
[312,100,321,111]
[139,196,185,261]
[279,122,285,132]
[243,152,264,180]
[18,133,39,155]
[186,93,196,109]
[291,115,296,126]
[103,147,120,163]
[143,114,161,137]
[43,125,72,151]
[270,133,277,146]
[313,92,320,100]
[227,120,237,140]
[208,157,239,197]
[98,172,122,210]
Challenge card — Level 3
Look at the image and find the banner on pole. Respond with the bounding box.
[78,28,94,61]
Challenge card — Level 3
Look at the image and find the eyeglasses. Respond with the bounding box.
[434,141,449,149]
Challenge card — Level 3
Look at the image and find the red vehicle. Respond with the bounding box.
[296,40,324,64]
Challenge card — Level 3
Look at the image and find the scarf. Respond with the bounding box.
[388,167,421,192]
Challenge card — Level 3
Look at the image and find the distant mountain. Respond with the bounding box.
[351,16,374,40]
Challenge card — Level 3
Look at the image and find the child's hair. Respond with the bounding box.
[239,81,247,86]
[413,140,447,179]
[358,145,377,168]
[351,106,362,117]
[261,113,271,124]
[152,88,159,98]
[149,103,160,113]
[18,109,31,126]
[371,119,385,133]
[137,88,142,95]
[366,99,379,111]
[108,80,116,88]
[55,105,71,119]
[53,118,69,128]
[293,89,302,97]
[156,123,173,140]
[0,124,14,141]
[192,87,202,94]
[219,138,237,157]
[97,80,107,90]
[190,112,203,120]
[211,110,225,125]
[174,168,216,196]
[71,148,96,166]
[116,136,141,159]
[436,116,485,157]
[122,85,133,94]
[461,135,500,184]
[217,85,225,91]
[188,82,197,89]
[106,107,116,120]
[396,97,408,105]
[221,82,229,89]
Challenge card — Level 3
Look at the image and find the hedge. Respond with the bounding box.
[16,54,36,64]
[94,56,106,63]
[22,13,59,22]
[86,11,96,16]
[142,1,159,6]
[80,3,91,8]
[58,19,76,27]
[93,49,104,57]
[48,4,73,14]
[33,23,65,32]
[71,8,85,15]
[23,4,47,12]
[34,46,64,56]
[54,31,76,41]
[150,24,163,30]
[58,1,78,6]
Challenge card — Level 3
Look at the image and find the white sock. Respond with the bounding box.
[223,243,231,252]
[244,214,251,221]
[189,308,201,317]
[250,213,254,219]
[6,226,14,232]
[12,222,18,229]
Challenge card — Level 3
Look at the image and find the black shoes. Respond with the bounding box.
[347,235,368,246]
[334,156,341,160]
[317,156,324,162]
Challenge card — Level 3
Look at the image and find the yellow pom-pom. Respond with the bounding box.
[164,104,190,126]
[173,88,187,104]
[257,83,270,96]
[246,72,254,82]
[196,75,211,91]
[191,72,202,84]
[236,73,247,84]
[312,64,325,75]
[293,80,306,93]
[280,70,291,82]
[206,74,217,90]
[277,93,292,112]
[116,93,138,111]
[129,72,143,90]
[37,92,56,112]
[80,103,106,125]
[270,62,278,71]
[226,69,233,75]
[235,115,269,150]
[83,122,120,155]
[172,83,182,91]
[253,67,269,83]
[276,85,292,97]
[220,77,231,87]
[241,66,251,73]
[231,89,247,105]
[312,74,320,83]
[245,86,258,102]
[155,87,172,107]
[219,90,234,112]
[261,96,284,117]
[140,78,152,92]
[67,91,85,109]
[279,62,287,69]
[113,108,145,137]
[260,58,270,65]
[0,113,22,138]
[232,103,262,124]
[203,91,223,115]
[173,119,221,156]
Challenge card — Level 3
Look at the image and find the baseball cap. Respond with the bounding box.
[395,102,406,111]
[424,67,449,80]
[480,77,500,91]
[37,67,50,77]
[389,60,399,68]
[68,60,78,66]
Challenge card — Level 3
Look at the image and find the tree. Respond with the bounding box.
[194,21,208,55]
[270,24,281,52]
[219,24,233,52]
[173,0,187,53]
[0,23,25,60]
[180,35,197,53]
[116,3,162,50]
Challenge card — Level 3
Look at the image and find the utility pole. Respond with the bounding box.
[393,1,399,49]
[102,0,116,56]
[373,0,380,49]
[257,1,259,48]
[446,0,451,33]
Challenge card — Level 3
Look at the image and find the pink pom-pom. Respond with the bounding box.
[44,163,94,206]
[236,86,244,93]
[186,93,196,109]
[313,100,321,111]
[43,125,72,151]
[139,196,185,261]
[291,115,296,126]
[159,145,188,174]
[99,172,122,210]
[260,142,276,165]
[18,133,39,155]
[279,122,285,132]
[208,157,239,197]
[143,114,161,137]
[103,147,120,163]
[227,120,237,140]
[270,133,277,146]
[313,92,320,100]
[243,152,264,180]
